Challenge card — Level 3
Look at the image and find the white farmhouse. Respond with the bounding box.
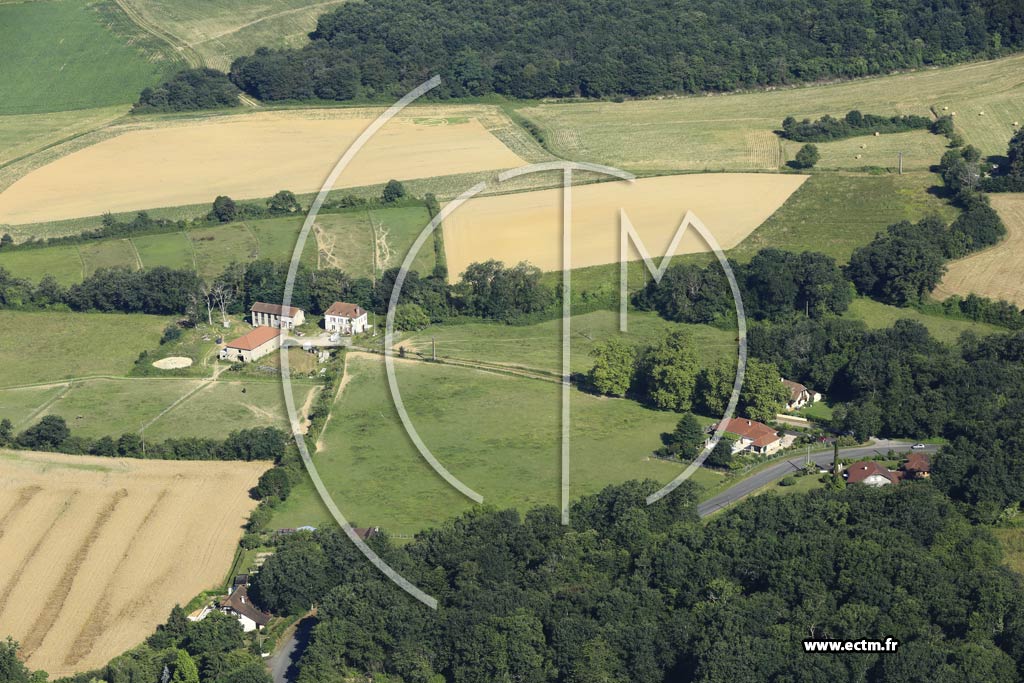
[324,301,369,335]
[251,302,305,329]
[219,585,271,632]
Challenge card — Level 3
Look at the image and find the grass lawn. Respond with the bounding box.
[246,216,317,267]
[272,354,725,534]
[132,231,196,271]
[399,309,736,377]
[35,377,203,438]
[730,173,958,263]
[844,297,1001,344]
[189,224,260,281]
[0,244,84,285]
[0,0,177,115]
[314,205,434,279]
[0,385,66,429]
[140,378,319,441]
[79,238,139,275]
[795,401,834,422]
[810,130,952,172]
[992,527,1024,576]
[0,310,170,386]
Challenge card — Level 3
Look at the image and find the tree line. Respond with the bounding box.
[781,110,935,142]
[211,0,1024,103]
[134,68,241,113]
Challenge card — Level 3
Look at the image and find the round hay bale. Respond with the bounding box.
[153,356,193,370]
[873,131,880,136]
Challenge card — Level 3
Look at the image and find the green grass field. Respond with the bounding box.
[79,238,140,275]
[316,206,435,279]
[273,354,725,534]
[518,53,1024,170]
[399,309,736,376]
[131,231,196,270]
[844,298,1001,343]
[0,385,67,428]
[190,224,260,280]
[0,105,127,166]
[0,310,171,387]
[0,244,84,285]
[731,172,958,263]
[126,0,348,71]
[810,131,952,172]
[0,0,179,115]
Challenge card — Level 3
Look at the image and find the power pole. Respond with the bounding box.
[898,151,903,175]
[431,336,436,361]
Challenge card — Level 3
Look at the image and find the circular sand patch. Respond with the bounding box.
[153,356,193,370]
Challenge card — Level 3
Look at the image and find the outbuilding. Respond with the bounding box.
[220,326,280,363]
[251,302,305,329]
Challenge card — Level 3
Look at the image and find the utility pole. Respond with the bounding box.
[832,442,840,477]
[898,151,903,175]
[431,336,436,361]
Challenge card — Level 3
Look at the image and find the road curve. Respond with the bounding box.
[697,442,940,518]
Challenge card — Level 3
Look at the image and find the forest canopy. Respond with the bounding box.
[226,0,1024,102]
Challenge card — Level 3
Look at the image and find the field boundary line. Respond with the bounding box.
[17,382,73,429]
[315,354,352,452]
[127,237,144,270]
[184,229,199,272]
[75,245,87,280]
[21,489,129,657]
[111,0,203,68]
[138,378,215,433]
[241,221,260,258]
[0,491,80,619]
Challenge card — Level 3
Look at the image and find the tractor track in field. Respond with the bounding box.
[112,0,204,68]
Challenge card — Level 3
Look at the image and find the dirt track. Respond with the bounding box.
[0,450,269,676]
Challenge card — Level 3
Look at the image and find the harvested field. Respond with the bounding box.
[441,173,806,280]
[0,449,269,676]
[0,110,527,224]
[934,194,1024,306]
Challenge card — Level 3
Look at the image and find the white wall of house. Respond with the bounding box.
[325,312,369,335]
[252,310,305,329]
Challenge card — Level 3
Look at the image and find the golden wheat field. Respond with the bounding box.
[441,173,807,280]
[934,194,1024,306]
[0,109,527,225]
[0,450,269,676]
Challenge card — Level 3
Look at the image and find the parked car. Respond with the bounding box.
[911,443,927,450]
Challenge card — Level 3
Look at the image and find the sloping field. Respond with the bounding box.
[519,53,1024,171]
[0,450,269,676]
[122,0,348,71]
[0,110,528,224]
[0,0,178,115]
[442,173,807,280]
[934,194,1024,307]
[0,105,128,167]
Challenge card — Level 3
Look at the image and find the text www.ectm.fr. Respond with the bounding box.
[803,638,900,653]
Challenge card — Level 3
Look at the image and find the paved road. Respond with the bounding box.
[697,442,940,518]
[268,616,316,683]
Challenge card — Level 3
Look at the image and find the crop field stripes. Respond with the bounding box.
[64,489,169,667]
[0,486,42,543]
[20,489,129,657]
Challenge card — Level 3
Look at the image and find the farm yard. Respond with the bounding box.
[934,194,1024,307]
[0,449,269,676]
[272,353,726,535]
[0,109,529,225]
[441,173,806,280]
[517,52,1024,171]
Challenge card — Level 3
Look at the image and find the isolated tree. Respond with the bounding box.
[171,649,199,683]
[656,413,705,460]
[211,195,238,223]
[255,468,292,501]
[636,330,699,411]
[589,339,636,396]
[0,233,12,249]
[705,436,736,469]
[17,415,70,450]
[793,143,820,169]
[267,190,301,214]
[0,418,12,447]
[382,179,406,203]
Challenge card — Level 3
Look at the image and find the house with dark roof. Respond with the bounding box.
[900,452,931,479]
[844,460,898,487]
[219,585,271,632]
[781,378,822,411]
[251,302,305,329]
[712,418,785,455]
[219,326,280,363]
[324,301,369,335]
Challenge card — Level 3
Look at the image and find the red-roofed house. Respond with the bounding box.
[324,301,369,335]
[713,418,785,455]
[219,326,280,363]
[844,460,897,487]
[900,452,931,479]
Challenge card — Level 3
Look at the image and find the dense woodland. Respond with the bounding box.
[214,0,1024,104]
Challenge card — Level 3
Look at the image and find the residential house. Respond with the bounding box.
[781,379,822,411]
[219,585,271,632]
[324,301,369,335]
[900,452,931,479]
[251,302,305,329]
[219,326,280,363]
[353,526,380,541]
[845,460,898,487]
[712,417,785,456]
